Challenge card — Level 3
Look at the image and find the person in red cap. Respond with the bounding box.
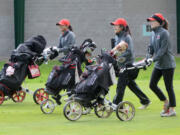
[56,19,75,55]
[110,18,150,109]
[146,13,176,117]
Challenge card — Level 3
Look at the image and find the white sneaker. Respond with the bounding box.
[161,109,176,117]
[138,102,151,110]
[160,103,169,115]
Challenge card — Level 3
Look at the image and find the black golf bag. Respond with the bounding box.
[73,50,117,105]
[0,35,46,95]
[45,61,76,95]
[45,47,86,95]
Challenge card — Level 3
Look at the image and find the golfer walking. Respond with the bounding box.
[146,13,176,117]
[56,19,76,55]
[111,18,151,109]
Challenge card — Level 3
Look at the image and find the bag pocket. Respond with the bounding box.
[28,64,40,79]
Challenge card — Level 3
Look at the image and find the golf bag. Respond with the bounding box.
[45,62,77,95]
[74,50,117,103]
[0,35,46,95]
[45,47,85,95]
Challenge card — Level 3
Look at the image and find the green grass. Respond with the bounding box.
[0,58,180,135]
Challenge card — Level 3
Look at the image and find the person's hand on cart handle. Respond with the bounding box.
[145,58,153,65]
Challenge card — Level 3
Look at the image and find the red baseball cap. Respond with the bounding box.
[147,13,165,24]
[56,19,70,26]
[110,18,127,27]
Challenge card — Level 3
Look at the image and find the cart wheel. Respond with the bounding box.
[40,99,55,114]
[0,90,5,105]
[94,103,113,118]
[63,100,83,121]
[12,90,26,103]
[116,101,135,121]
[33,88,49,105]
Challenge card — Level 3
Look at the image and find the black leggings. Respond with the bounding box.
[149,68,176,107]
[113,70,150,105]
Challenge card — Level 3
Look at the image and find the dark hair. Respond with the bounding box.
[162,19,168,30]
[68,25,73,31]
[120,25,131,35]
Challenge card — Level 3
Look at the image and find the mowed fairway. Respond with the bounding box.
[0,58,180,135]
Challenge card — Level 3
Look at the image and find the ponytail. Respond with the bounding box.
[120,25,131,36]
[68,25,73,31]
[125,25,131,35]
[162,19,168,30]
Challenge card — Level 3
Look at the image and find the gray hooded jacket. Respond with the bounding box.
[114,31,134,67]
[58,30,75,54]
[149,26,176,69]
